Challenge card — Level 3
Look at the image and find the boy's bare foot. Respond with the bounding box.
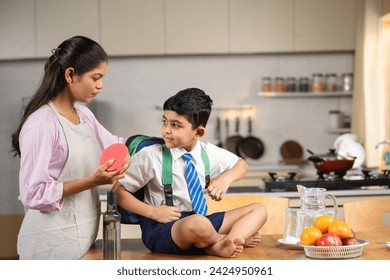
[244,232,262,248]
[206,236,245,258]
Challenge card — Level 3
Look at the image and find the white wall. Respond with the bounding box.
[0,52,353,214]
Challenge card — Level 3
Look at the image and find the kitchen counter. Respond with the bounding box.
[82,230,390,260]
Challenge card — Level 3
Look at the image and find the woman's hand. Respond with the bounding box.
[90,159,127,186]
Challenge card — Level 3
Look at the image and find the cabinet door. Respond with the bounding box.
[100,0,165,55]
[294,0,357,51]
[0,0,35,59]
[36,0,99,58]
[165,0,229,54]
[229,0,294,53]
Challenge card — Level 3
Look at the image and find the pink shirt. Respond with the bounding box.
[19,103,125,211]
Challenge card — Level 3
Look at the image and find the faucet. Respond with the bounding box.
[375,140,390,149]
[375,140,390,169]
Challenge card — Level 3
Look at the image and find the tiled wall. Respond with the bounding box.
[0,52,353,213]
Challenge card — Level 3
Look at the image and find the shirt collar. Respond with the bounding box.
[170,141,202,163]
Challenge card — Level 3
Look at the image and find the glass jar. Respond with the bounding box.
[341,73,353,91]
[325,73,338,91]
[312,73,324,92]
[285,77,296,92]
[261,77,272,92]
[274,77,285,92]
[329,110,342,128]
[298,77,309,92]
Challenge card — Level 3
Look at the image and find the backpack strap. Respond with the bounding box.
[162,144,174,206]
[201,146,211,188]
[161,144,210,205]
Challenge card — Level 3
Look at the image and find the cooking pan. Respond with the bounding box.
[280,140,304,164]
[237,117,264,159]
[226,117,244,155]
[307,149,356,173]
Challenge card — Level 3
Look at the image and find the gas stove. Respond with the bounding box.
[264,169,390,192]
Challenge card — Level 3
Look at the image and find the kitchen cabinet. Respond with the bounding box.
[165,0,229,54]
[0,0,358,60]
[294,0,357,51]
[230,0,356,53]
[0,0,35,60]
[35,0,99,58]
[229,0,294,53]
[100,0,165,55]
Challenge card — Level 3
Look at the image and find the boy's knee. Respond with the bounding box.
[187,214,214,236]
[253,203,268,221]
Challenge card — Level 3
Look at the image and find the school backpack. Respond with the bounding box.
[117,134,210,224]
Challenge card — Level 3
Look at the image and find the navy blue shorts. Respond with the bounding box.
[139,211,225,255]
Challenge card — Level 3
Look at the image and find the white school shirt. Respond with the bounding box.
[119,141,238,212]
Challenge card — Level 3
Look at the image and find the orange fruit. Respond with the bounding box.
[300,227,323,245]
[313,214,335,233]
[328,220,352,239]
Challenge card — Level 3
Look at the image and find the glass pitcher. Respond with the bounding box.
[295,186,338,240]
[300,187,338,218]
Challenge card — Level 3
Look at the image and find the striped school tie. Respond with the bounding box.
[182,153,208,216]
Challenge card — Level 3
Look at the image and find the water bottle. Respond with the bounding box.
[103,190,121,260]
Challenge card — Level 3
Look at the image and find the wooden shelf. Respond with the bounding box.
[257,91,352,98]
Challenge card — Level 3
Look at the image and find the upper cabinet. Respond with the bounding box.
[229,0,356,53]
[0,0,358,60]
[100,0,165,56]
[0,0,35,60]
[35,0,100,58]
[294,0,357,51]
[229,0,294,53]
[165,0,229,54]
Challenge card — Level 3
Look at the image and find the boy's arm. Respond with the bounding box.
[207,157,248,201]
[113,181,181,223]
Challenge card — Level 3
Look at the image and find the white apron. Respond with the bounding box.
[17,101,101,259]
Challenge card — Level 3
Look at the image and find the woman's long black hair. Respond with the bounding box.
[11,36,108,157]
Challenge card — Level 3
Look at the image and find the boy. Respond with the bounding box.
[114,88,267,258]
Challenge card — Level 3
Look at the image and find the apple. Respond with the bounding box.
[342,229,359,245]
[316,233,343,246]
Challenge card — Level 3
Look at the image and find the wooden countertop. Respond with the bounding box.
[82,230,390,260]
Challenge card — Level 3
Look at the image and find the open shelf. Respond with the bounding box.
[257,91,352,98]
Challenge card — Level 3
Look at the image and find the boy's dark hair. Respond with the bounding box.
[163,88,213,129]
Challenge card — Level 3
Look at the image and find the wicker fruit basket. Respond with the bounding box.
[300,239,369,259]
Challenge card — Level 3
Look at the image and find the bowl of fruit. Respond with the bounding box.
[298,214,369,259]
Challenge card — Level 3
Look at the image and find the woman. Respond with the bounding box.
[11,36,126,259]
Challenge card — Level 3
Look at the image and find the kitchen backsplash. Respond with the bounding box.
[0,52,354,213]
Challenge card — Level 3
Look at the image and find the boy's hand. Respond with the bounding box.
[153,205,181,223]
[207,176,230,201]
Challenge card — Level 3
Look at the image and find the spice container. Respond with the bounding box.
[274,77,285,92]
[285,77,296,92]
[341,73,353,91]
[342,114,351,128]
[298,77,309,92]
[329,110,342,128]
[261,77,272,92]
[312,74,324,92]
[325,73,338,91]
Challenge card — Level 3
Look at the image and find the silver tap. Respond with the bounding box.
[375,140,390,149]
